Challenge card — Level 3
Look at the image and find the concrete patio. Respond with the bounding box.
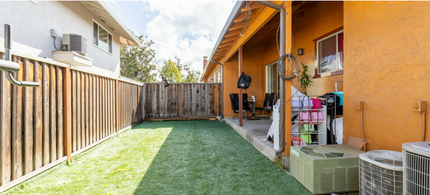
[224,117,290,172]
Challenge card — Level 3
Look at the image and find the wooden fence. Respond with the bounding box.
[118,81,143,129]
[143,83,222,120]
[0,53,143,191]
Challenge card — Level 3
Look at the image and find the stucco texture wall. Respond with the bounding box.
[0,1,121,73]
[344,1,430,151]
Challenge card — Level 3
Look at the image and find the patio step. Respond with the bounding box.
[225,117,290,173]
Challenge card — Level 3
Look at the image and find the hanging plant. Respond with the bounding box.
[298,63,312,95]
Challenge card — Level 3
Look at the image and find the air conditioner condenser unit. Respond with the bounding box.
[63,34,87,55]
[359,150,403,195]
[403,141,430,195]
[290,144,364,194]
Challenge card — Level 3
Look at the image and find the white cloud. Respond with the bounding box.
[142,0,236,72]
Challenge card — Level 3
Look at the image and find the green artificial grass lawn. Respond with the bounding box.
[4,120,310,195]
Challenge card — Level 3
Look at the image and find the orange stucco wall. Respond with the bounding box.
[343,1,430,151]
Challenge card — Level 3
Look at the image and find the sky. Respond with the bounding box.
[105,0,236,73]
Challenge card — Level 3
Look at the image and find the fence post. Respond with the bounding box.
[136,85,139,124]
[115,79,119,135]
[179,84,183,121]
[63,67,71,163]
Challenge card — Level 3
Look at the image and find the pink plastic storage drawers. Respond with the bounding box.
[298,111,324,124]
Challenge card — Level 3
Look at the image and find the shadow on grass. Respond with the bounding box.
[133,120,310,195]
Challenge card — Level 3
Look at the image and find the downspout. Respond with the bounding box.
[212,60,224,118]
[256,2,286,155]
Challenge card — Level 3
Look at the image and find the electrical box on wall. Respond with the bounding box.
[355,101,364,110]
[413,101,427,112]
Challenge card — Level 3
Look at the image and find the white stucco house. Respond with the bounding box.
[0,1,141,78]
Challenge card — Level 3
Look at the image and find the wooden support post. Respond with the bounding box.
[115,79,119,134]
[179,84,183,121]
[283,2,292,157]
[238,46,243,127]
[63,67,72,163]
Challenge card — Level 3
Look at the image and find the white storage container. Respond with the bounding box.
[301,97,313,109]
[291,97,301,109]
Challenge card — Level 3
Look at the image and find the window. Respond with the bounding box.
[209,76,214,83]
[215,68,221,83]
[317,30,343,74]
[93,21,112,53]
[265,62,279,94]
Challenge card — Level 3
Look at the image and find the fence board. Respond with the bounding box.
[81,74,85,148]
[24,60,34,174]
[71,71,76,152]
[49,64,56,163]
[0,60,12,185]
[63,67,72,162]
[103,78,106,138]
[114,81,117,131]
[88,75,92,144]
[112,81,115,133]
[109,80,112,135]
[100,78,104,138]
[95,76,99,141]
[34,62,43,169]
[106,79,109,136]
[76,72,81,150]
[86,74,90,146]
[56,66,63,159]
[11,56,22,180]
[105,79,109,136]
[42,64,49,166]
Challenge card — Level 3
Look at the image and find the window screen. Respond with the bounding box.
[93,21,112,54]
[317,31,344,74]
[93,23,98,45]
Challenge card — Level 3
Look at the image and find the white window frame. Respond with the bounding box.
[92,19,113,55]
[215,68,221,83]
[316,30,343,74]
[265,61,278,94]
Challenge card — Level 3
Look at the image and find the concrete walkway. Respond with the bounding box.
[224,117,290,172]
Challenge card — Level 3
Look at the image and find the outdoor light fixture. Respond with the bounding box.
[297,48,304,56]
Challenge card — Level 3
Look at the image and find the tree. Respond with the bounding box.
[183,69,201,83]
[120,34,157,82]
[159,57,201,83]
[159,59,182,82]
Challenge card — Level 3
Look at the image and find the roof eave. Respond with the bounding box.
[200,1,245,80]
[82,0,142,48]
[97,1,142,47]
